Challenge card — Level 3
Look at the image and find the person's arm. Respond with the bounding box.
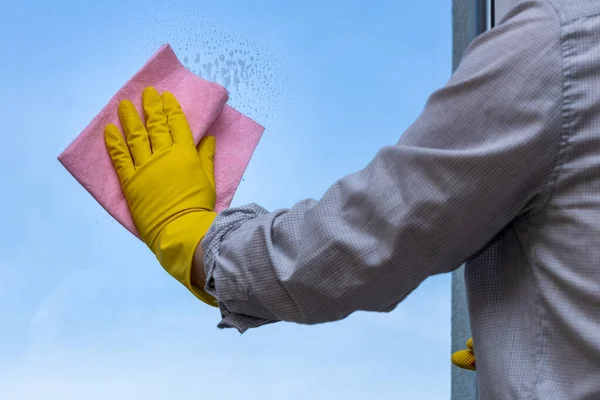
[191,241,207,289]
[200,0,563,333]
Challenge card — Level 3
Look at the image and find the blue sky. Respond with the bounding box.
[1,0,453,398]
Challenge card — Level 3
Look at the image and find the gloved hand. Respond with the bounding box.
[451,337,476,371]
[104,86,218,307]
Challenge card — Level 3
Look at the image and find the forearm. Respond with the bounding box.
[201,142,501,333]
[191,241,206,291]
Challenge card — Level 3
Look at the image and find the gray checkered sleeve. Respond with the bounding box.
[202,0,562,334]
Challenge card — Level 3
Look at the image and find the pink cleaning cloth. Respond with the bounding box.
[58,44,264,238]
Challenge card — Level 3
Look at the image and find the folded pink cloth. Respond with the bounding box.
[58,44,264,238]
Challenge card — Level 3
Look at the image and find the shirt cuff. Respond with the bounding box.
[201,204,279,333]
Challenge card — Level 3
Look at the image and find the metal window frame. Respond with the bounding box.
[451,1,490,398]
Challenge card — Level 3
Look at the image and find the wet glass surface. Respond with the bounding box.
[1,1,452,398]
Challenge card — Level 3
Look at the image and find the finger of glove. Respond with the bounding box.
[466,337,473,351]
[118,100,152,167]
[451,350,476,371]
[197,135,216,191]
[104,123,135,184]
[161,91,194,147]
[142,87,172,152]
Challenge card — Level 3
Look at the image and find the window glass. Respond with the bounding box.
[1,1,451,398]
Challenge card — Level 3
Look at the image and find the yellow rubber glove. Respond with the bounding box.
[104,86,218,307]
[451,337,476,371]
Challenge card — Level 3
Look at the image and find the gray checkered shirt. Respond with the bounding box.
[202,1,600,398]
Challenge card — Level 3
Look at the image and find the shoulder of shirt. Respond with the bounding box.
[538,0,600,24]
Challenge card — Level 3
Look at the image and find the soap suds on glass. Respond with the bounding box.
[127,0,293,125]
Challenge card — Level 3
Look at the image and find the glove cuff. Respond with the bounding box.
[153,211,218,307]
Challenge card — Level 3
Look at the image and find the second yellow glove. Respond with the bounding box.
[451,337,476,371]
[104,86,218,307]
